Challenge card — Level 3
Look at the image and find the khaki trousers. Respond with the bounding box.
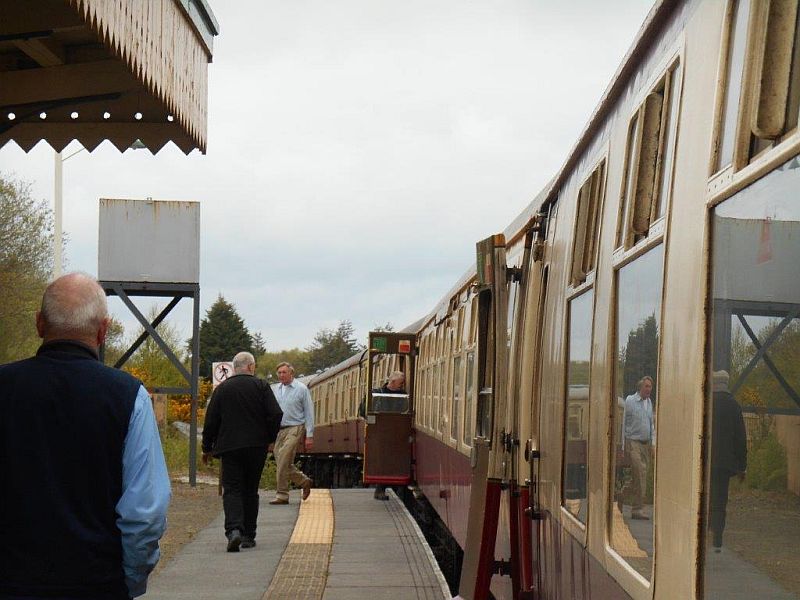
[625,439,650,511]
[274,424,310,501]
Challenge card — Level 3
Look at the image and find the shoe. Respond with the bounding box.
[241,537,256,549]
[713,546,722,554]
[226,529,242,552]
[269,498,289,505]
[374,488,388,501]
[631,511,649,520]
[302,479,312,501]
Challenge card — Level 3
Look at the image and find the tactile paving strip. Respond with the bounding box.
[263,490,334,600]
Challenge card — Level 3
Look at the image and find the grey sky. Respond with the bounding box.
[1,0,653,352]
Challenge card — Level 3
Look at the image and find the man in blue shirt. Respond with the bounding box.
[622,375,655,520]
[0,272,170,599]
[270,362,313,505]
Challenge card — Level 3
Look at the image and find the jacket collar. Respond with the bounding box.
[37,340,99,361]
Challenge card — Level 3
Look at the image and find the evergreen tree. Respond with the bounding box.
[621,313,659,400]
[252,331,267,355]
[197,295,254,378]
[306,320,364,372]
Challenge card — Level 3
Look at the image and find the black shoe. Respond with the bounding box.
[241,537,256,549]
[226,529,242,552]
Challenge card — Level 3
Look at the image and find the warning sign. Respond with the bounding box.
[212,361,234,388]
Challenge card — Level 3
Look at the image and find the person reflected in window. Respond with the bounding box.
[623,375,655,520]
[709,370,747,553]
[373,371,406,500]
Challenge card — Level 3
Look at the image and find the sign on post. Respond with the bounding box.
[212,361,234,388]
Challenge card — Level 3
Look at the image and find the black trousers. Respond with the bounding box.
[710,468,732,548]
[221,447,268,539]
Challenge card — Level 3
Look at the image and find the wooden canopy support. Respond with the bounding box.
[0,0,219,154]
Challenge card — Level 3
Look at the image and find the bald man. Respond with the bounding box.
[0,273,171,599]
[202,352,283,551]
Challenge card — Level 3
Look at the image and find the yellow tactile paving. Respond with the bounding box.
[289,490,334,544]
[610,505,648,558]
[263,490,334,600]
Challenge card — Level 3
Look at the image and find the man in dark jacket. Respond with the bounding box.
[710,370,748,552]
[0,272,170,599]
[202,352,282,551]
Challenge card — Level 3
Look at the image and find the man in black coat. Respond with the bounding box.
[709,370,747,551]
[202,352,282,551]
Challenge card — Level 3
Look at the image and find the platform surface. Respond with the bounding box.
[142,487,450,600]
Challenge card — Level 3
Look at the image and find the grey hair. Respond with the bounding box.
[276,362,294,373]
[41,272,108,336]
[388,371,405,384]
[233,351,255,373]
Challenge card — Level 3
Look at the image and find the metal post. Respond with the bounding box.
[189,284,201,487]
[54,152,63,278]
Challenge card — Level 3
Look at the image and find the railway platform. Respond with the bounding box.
[142,487,451,600]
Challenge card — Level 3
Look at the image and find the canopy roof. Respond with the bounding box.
[0,0,219,154]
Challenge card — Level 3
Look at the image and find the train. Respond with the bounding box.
[298,1,800,598]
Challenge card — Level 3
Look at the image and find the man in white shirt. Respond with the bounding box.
[270,362,314,505]
[622,375,655,520]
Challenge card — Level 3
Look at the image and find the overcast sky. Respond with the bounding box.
[0,0,653,353]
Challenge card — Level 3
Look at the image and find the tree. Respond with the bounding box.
[373,322,394,332]
[0,175,55,364]
[128,307,187,389]
[196,295,254,378]
[306,320,364,373]
[255,348,312,382]
[252,331,267,356]
[102,317,126,367]
[620,313,659,400]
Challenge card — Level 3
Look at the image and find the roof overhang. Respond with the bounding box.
[0,0,219,154]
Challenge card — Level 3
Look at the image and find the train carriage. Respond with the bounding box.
[305,1,800,598]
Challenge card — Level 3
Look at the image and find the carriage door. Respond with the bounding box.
[363,331,416,487]
[459,233,510,600]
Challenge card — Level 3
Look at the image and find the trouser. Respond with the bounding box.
[710,468,733,548]
[625,439,650,511]
[274,424,310,501]
[221,446,268,539]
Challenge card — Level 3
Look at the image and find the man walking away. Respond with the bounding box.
[0,272,171,599]
[202,352,283,551]
[270,362,313,505]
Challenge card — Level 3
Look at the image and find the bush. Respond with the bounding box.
[746,431,787,492]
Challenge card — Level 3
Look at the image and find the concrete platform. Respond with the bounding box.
[142,488,450,600]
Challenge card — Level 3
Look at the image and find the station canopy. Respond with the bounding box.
[0,0,218,154]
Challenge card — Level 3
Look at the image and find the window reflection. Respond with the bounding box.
[706,156,800,599]
[610,244,663,580]
[464,351,475,446]
[451,355,462,440]
[563,289,594,524]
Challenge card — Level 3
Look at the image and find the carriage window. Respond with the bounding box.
[433,363,440,432]
[618,63,681,248]
[716,0,752,171]
[609,244,664,580]
[719,0,800,168]
[705,157,800,598]
[563,289,594,524]
[464,351,475,447]
[439,360,448,434]
[571,161,606,286]
[451,355,463,441]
